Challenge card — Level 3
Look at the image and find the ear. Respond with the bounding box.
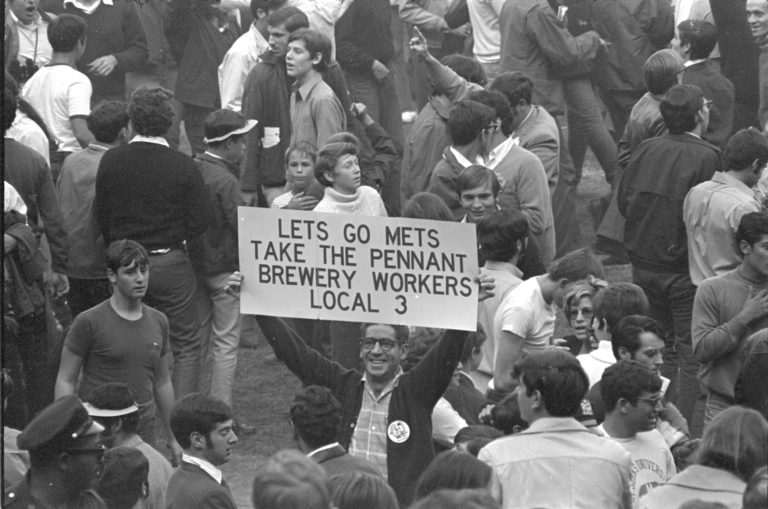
[739,239,752,257]
[311,51,323,67]
[399,343,409,359]
[190,431,206,450]
[618,346,630,360]
[106,268,117,284]
[323,169,335,184]
[531,389,543,411]
[617,398,631,415]
[558,278,570,289]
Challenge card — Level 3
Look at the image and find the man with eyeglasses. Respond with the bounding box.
[598,360,676,505]
[5,395,107,508]
[618,83,721,431]
[241,275,493,506]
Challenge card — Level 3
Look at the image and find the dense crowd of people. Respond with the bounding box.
[3,0,768,506]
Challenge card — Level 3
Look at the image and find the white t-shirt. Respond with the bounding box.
[597,427,676,505]
[493,276,555,353]
[22,64,92,153]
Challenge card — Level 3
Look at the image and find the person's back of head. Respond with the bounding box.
[266,6,308,31]
[547,248,605,283]
[695,406,768,482]
[592,283,649,338]
[48,13,87,53]
[251,449,331,509]
[409,488,501,509]
[402,192,454,221]
[469,89,514,136]
[413,450,493,501]
[453,425,504,453]
[512,349,589,418]
[743,466,768,509]
[722,127,768,176]
[447,100,495,146]
[440,54,487,87]
[85,382,141,443]
[660,84,705,135]
[643,49,685,96]
[477,208,529,264]
[87,101,129,145]
[460,324,487,366]
[610,315,665,361]
[677,19,718,60]
[489,72,534,107]
[128,86,175,137]
[328,472,398,509]
[600,360,662,414]
[489,394,528,435]
[96,447,149,509]
[289,385,341,450]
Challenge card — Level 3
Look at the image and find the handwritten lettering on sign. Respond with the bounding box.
[237,207,479,330]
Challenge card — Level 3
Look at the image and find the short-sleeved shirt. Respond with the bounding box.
[21,63,92,152]
[493,276,555,352]
[597,427,676,504]
[64,300,170,404]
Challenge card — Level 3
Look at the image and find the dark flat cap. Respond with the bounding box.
[17,395,104,453]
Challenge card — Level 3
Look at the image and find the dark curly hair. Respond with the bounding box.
[290,385,341,449]
[128,86,174,137]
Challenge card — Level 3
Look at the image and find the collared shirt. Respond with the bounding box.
[218,23,268,111]
[484,135,518,171]
[683,58,706,69]
[63,0,113,14]
[181,454,223,484]
[577,340,615,387]
[9,10,52,68]
[308,442,343,458]
[289,74,346,148]
[449,146,475,168]
[130,134,170,147]
[479,417,633,509]
[348,370,402,479]
[683,171,761,285]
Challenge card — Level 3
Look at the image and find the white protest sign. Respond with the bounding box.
[238,207,479,330]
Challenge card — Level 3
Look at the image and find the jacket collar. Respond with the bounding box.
[308,443,346,463]
[195,152,241,177]
[520,416,588,436]
[664,465,745,494]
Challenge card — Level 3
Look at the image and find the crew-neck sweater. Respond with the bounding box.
[95,141,210,250]
[314,185,387,216]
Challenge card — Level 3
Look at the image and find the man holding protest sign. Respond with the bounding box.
[227,271,493,505]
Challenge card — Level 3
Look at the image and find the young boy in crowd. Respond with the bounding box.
[599,360,676,505]
[271,141,323,210]
[313,141,387,217]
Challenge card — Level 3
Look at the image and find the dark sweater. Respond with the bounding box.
[42,0,148,98]
[335,0,395,73]
[95,141,211,249]
[255,316,467,506]
[166,461,237,509]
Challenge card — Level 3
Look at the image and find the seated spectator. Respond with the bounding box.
[289,385,381,477]
[577,283,650,388]
[492,249,605,395]
[251,449,332,509]
[85,383,173,509]
[413,450,493,502]
[479,349,633,508]
[328,472,398,509]
[96,448,149,509]
[639,406,768,509]
[272,142,323,210]
[313,142,387,216]
[599,361,676,504]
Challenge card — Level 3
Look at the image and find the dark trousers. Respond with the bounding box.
[552,115,585,257]
[632,265,701,427]
[68,277,111,318]
[180,103,214,157]
[144,249,202,398]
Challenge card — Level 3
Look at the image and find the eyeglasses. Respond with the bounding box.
[361,338,399,352]
[66,444,107,460]
[637,395,663,407]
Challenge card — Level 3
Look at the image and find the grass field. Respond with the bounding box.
[197,152,634,507]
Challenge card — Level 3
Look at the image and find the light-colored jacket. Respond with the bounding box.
[639,465,745,509]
